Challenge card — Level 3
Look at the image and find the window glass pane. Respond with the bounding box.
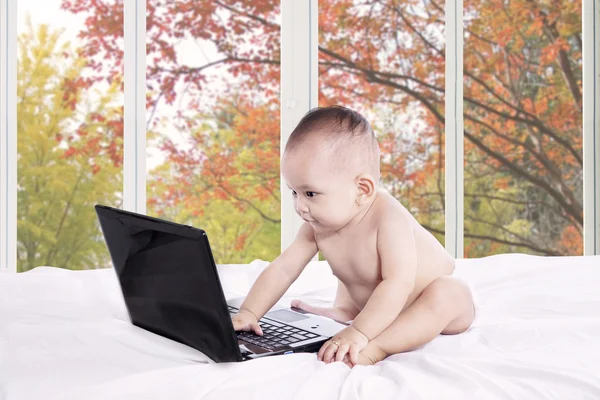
[17,1,124,272]
[145,1,281,264]
[463,0,582,256]
[319,0,446,244]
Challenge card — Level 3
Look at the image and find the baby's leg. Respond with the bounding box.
[292,280,360,323]
[357,276,474,365]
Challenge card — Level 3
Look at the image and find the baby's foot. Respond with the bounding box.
[355,342,388,366]
[291,300,353,322]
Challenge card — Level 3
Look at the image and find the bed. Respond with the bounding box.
[1,253,599,400]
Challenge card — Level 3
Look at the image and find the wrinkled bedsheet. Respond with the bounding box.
[1,254,599,400]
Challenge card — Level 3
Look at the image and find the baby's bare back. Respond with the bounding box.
[316,191,455,311]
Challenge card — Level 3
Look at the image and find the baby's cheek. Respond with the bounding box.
[332,209,354,225]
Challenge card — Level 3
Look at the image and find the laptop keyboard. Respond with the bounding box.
[228,306,320,350]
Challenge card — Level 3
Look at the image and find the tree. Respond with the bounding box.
[146,98,281,263]
[63,0,582,257]
[17,21,123,272]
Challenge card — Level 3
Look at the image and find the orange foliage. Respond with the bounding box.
[64,0,583,255]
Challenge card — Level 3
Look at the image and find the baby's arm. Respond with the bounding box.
[351,213,417,340]
[237,222,318,322]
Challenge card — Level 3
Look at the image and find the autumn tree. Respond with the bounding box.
[63,0,582,258]
[147,97,281,263]
[17,21,123,272]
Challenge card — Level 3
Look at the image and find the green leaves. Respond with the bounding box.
[17,23,122,272]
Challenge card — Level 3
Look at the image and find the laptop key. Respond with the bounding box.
[260,319,284,327]
[290,333,308,340]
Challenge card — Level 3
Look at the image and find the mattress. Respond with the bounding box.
[1,254,599,400]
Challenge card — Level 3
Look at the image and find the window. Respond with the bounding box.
[16,0,123,271]
[144,1,281,264]
[319,0,446,244]
[463,0,583,256]
[1,0,597,273]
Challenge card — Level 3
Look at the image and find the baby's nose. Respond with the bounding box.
[295,198,309,213]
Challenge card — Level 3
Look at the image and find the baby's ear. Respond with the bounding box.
[356,174,376,205]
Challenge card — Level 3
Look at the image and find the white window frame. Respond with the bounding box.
[0,0,16,273]
[1,0,599,272]
[445,0,464,258]
[123,0,146,214]
[280,0,318,252]
[583,0,600,255]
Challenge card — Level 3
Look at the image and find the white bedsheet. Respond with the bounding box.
[1,254,599,400]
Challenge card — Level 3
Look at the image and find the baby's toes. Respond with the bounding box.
[356,352,375,366]
[356,344,387,366]
[291,299,302,309]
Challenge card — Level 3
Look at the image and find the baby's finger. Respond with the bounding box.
[317,342,329,361]
[342,354,353,368]
[324,343,338,363]
[335,344,350,362]
[250,322,263,335]
[349,346,360,366]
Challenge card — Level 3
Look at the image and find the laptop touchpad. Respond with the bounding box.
[266,309,309,323]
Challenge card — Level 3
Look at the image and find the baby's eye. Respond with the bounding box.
[291,190,297,196]
[306,191,316,197]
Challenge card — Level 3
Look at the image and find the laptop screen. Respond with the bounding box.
[96,205,242,363]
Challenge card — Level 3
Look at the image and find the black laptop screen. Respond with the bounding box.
[96,206,241,363]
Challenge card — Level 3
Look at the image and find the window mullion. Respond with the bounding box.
[445,0,464,258]
[123,0,146,213]
[0,0,16,273]
[280,0,318,253]
[583,0,600,255]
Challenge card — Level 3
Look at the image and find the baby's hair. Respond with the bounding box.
[285,106,380,180]
[286,106,372,150]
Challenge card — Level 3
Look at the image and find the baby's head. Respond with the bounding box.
[282,106,380,233]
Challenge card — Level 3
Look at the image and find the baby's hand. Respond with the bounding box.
[318,325,368,365]
[231,309,263,336]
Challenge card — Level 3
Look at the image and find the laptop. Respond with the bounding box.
[95,204,347,362]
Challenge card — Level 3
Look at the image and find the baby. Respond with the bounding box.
[232,106,474,367]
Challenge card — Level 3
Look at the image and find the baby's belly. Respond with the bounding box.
[344,283,379,310]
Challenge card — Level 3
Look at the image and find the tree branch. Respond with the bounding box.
[213,0,280,30]
[420,223,561,255]
[464,129,583,224]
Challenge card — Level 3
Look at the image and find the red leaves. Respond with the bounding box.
[234,232,248,251]
[559,225,582,255]
[63,146,77,158]
[61,0,582,255]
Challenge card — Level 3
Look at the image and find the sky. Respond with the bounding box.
[18,0,82,41]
